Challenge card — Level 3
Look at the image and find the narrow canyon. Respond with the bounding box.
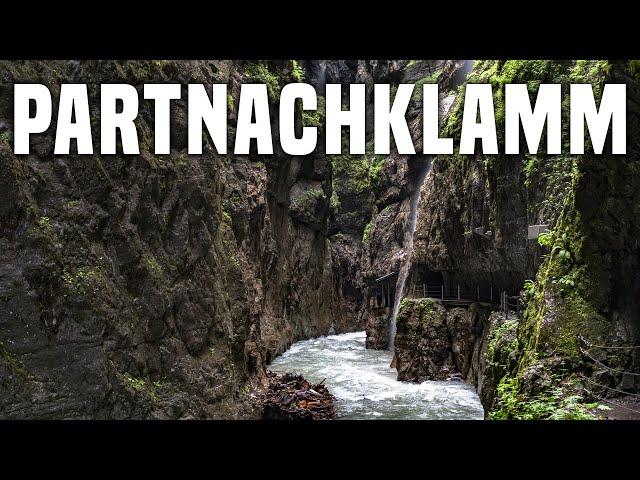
[1,59,639,419]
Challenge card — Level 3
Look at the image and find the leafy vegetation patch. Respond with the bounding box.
[61,266,102,297]
[302,95,326,129]
[244,63,281,101]
[0,338,32,381]
[490,376,606,420]
[291,60,305,82]
[330,138,386,197]
[124,373,162,402]
[486,318,519,370]
[441,60,617,419]
[362,220,372,243]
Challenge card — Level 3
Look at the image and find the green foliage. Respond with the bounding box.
[124,374,146,392]
[302,95,326,129]
[629,60,640,81]
[523,155,538,188]
[537,229,577,276]
[398,297,411,313]
[330,137,386,196]
[0,338,32,381]
[144,254,163,277]
[569,60,611,99]
[37,216,53,236]
[443,59,618,421]
[0,131,10,145]
[523,279,535,298]
[487,318,519,369]
[488,198,611,420]
[537,230,554,247]
[244,63,280,101]
[398,297,437,315]
[443,59,609,146]
[291,60,305,82]
[124,374,162,402]
[290,185,326,212]
[490,377,600,420]
[362,220,373,243]
[411,69,443,101]
[61,266,101,296]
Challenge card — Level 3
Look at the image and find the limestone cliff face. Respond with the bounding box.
[356,60,468,349]
[401,60,640,418]
[0,60,353,419]
[394,298,489,383]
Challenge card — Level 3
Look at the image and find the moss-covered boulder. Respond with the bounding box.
[395,299,455,381]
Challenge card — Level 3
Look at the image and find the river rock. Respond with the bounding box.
[365,309,390,350]
[394,299,456,381]
[394,298,488,382]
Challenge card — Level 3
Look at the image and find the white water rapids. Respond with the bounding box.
[268,331,484,420]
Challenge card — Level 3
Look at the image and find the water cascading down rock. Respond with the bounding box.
[389,158,432,351]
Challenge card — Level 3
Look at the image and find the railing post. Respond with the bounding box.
[423,283,426,298]
[457,285,460,301]
[504,292,509,319]
[441,285,444,300]
[490,285,493,303]
[477,286,480,301]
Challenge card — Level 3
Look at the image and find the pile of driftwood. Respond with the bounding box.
[261,370,336,420]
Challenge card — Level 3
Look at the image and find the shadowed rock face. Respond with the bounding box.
[1,59,466,419]
[394,298,488,383]
[389,60,640,418]
[0,60,360,419]
[365,309,390,350]
[358,60,471,350]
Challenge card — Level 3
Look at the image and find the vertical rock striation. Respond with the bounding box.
[404,60,640,418]
[0,60,354,418]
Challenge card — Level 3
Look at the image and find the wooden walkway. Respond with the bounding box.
[369,280,521,316]
[405,283,521,315]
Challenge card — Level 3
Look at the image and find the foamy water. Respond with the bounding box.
[268,331,484,420]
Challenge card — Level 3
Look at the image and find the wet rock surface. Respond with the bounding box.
[364,309,390,350]
[394,298,488,382]
[0,60,356,419]
[400,60,640,418]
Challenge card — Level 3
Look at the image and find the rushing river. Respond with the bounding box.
[268,331,484,420]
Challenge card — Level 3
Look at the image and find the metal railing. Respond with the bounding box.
[404,283,522,317]
[405,283,498,304]
[501,292,520,318]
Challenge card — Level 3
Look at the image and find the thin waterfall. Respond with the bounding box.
[388,60,475,353]
[389,158,432,351]
[317,60,328,95]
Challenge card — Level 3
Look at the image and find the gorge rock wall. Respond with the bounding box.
[394,298,490,383]
[401,60,640,418]
[358,60,468,349]
[0,60,357,419]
